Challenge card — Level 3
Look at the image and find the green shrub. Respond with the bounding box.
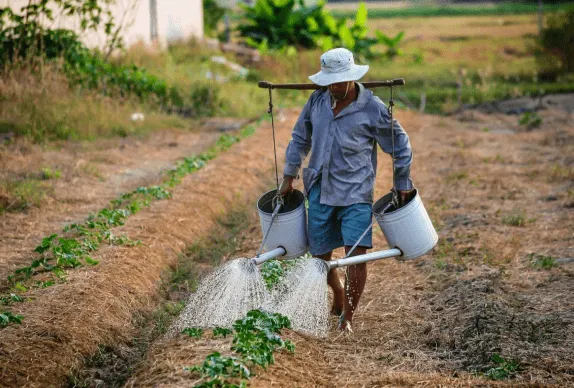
[203,0,227,37]
[538,10,574,74]
[0,2,182,113]
[0,1,116,63]
[238,0,403,60]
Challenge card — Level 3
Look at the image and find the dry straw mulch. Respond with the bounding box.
[0,113,297,387]
[127,109,574,387]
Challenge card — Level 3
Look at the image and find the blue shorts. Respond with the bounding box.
[307,182,373,256]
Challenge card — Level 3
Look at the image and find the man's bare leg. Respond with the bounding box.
[316,251,344,316]
[340,246,368,327]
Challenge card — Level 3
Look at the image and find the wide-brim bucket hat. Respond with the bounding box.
[309,48,369,86]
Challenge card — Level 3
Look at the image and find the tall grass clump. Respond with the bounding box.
[0,66,187,142]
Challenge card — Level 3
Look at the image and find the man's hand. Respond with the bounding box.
[397,189,416,208]
[278,176,294,197]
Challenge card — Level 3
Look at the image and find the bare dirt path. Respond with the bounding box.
[126,107,574,387]
[0,126,226,283]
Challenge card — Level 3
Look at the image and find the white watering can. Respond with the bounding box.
[252,188,438,268]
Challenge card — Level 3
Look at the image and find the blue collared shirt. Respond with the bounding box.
[283,83,413,207]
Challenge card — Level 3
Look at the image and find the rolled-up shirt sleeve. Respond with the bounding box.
[372,103,414,190]
[283,95,314,178]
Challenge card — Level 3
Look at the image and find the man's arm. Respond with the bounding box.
[279,95,313,197]
[283,97,314,178]
[372,101,414,195]
[279,95,315,196]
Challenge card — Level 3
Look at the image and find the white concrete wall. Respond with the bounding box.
[0,0,204,50]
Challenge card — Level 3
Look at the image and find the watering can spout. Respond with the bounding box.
[251,246,287,266]
[326,248,402,270]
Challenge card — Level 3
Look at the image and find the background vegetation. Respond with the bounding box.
[0,0,573,143]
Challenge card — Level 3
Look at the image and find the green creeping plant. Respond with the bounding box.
[188,352,250,379]
[182,327,204,338]
[213,327,233,338]
[186,310,295,386]
[0,311,24,327]
[5,124,260,297]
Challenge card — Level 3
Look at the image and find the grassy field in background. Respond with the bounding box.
[219,12,574,114]
[117,41,313,119]
[359,13,567,112]
[2,7,573,144]
[0,65,189,143]
[329,2,574,19]
[128,12,574,116]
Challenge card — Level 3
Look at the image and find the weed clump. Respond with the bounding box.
[484,354,521,380]
[518,111,542,129]
[528,253,557,270]
[501,209,529,227]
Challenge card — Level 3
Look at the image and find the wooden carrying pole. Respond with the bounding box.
[258,79,405,90]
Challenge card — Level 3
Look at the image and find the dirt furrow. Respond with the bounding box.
[0,114,295,387]
[0,128,221,284]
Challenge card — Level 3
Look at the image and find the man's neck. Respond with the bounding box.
[332,82,359,114]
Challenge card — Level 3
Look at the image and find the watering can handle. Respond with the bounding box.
[255,199,283,258]
[344,200,396,259]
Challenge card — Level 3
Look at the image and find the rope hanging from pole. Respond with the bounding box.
[389,85,398,208]
[268,87,280,192]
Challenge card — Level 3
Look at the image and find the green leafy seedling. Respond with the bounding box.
[0,311,24,327]
[485,354,520,380]
[182,327,204,338]
[187,351,250,379]
[213,327,233,338]
[0,293,24,306]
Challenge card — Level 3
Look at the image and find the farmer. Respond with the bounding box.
[279,48,415,332]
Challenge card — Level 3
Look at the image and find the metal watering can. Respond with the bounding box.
[250,189,308,265]
[253,188,438,268]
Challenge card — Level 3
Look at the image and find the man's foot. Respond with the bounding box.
[337,314,353,333]
[330,303,343,316]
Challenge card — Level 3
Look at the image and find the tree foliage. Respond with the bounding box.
[539,10,574,73]
[203,0,226,37]
[237,0,404,60]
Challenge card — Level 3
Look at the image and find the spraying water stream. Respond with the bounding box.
[264,258,330,337]
[173,258,269,332]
